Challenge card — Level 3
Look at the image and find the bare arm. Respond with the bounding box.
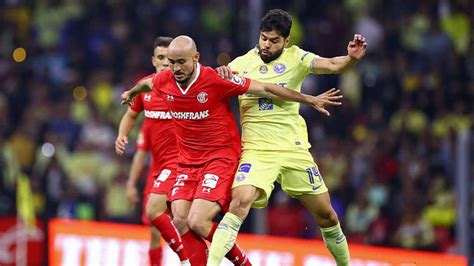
[115,108,140,155]
[121,77,153,105]
[246,80,343,116]
[311,34,367,74]
[126,149,148,204]
[247,79,313,104]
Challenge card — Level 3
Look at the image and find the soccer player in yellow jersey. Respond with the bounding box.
[208,9,367,266]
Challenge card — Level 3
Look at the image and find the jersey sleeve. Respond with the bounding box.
[129,74,156,112]
[151,71,167,95]
[215,73,251,97]
[135,123,150,151]
[296,46,319,75]
[129,93,144,112]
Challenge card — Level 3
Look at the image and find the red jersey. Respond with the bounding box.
[130,73,178,175]
[152,64,250,165]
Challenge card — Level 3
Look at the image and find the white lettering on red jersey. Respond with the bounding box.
[152,64,250,165]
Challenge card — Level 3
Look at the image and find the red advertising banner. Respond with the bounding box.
[0,217,44,266]
[49,219,467,266]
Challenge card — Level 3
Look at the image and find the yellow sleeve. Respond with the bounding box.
[295,46,318,75]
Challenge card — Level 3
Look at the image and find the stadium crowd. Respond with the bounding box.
[0,0,472,254]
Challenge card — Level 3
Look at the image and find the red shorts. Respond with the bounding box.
[141,164,177,225]
[168,158,238,212]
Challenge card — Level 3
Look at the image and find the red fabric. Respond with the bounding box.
[129,73,178,224]
[149,165,178,195]
[151,214,188,261]
[181,230,208,265]
[142,165,177,224]
[267,205,306,238]
[168,158,238,211]
[131,73,177,177]
[148,246,163,266]
[207,222,252,265]
[152,65,250,165]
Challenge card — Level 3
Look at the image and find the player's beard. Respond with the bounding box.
[175,67,195,85]
[259,46,284,63]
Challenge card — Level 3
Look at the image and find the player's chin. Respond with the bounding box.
[260,54,273,63]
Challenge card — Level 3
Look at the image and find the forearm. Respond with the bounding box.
[127,150,147,187]
[118,111,137,137]
[261,83,312,104]
[313,55,359,74]
[332,55,359,73]
[128,83,152,100]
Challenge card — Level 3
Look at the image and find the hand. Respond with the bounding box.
[121,90,133,105]
[215,66,239,81]
[126,184,139,204]
[309,88,343,116]
[347,34,367,61]
[115,135,128,155]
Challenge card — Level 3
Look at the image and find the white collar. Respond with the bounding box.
[176,63,201,95]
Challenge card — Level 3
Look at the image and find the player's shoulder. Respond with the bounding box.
[284,45,307,58]
[230,48,257,66]
[201,65,221,80]
[284,45,317,67]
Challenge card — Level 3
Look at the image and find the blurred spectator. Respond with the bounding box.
[393,206,436,250]
[103,166,134,223]
[440,2,471,55]
[0,131,20,215]
[267,190,306,238]
[0,0,471,256]
[344,191,379,243]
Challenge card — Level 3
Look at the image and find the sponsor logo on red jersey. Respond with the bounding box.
[144,110,172,119]
[170,110,209,120]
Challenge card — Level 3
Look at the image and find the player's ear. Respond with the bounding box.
[193,52,200,63]
[284,36,290,47]
[151,56,157,67]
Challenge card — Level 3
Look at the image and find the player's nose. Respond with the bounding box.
[263,40,271,48]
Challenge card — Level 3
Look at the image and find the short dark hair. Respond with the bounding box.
[260,9,292,38]
[153,36,173,49]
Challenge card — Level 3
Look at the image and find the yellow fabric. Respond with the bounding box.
[441,13,470,54]
[389,110,428,135]
[17,173,35,229]
[233,149,328,208]
[229,45,317,151]
[207,213,243,266]
[320,223,351,266]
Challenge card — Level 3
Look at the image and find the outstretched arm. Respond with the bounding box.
[311,34,367,74]
[121,77,153,105]
[115,108,140,155]
[247,79,342,116]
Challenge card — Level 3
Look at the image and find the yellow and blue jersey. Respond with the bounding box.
[229,45,318,151]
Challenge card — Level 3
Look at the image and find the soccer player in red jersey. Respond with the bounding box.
[115,37,192,266]
[121,35,342,265]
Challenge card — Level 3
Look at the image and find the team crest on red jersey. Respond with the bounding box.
[230,75,246,86]
[197,92,208,103]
